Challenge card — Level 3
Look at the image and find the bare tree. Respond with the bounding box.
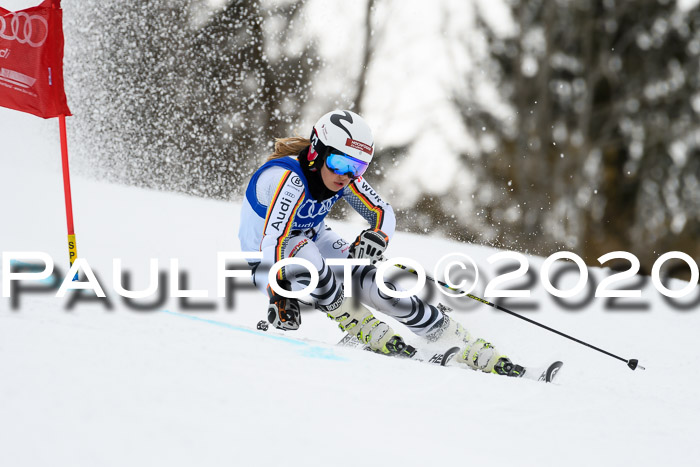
[450,0,700,277]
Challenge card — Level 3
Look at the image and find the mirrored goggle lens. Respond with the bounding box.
[325,152,368,178]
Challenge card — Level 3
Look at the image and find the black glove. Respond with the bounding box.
[349,229,389,265]
[267,280,301,331]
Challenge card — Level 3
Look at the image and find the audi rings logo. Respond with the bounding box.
[0,13,49,48]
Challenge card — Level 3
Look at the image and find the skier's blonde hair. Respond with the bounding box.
[266,136,310,161]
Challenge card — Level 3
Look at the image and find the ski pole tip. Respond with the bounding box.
[627,359,645,371]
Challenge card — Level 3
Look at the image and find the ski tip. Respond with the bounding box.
[441,346,461,366]
[541,361,564,383]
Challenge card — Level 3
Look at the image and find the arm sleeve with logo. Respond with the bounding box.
[259,170,306,269]
[343,178,396,239]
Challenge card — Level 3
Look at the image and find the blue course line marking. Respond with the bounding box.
[7,260,57,286]
[160,309,347,361]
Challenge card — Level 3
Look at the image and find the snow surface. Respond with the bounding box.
[1,108,699,467]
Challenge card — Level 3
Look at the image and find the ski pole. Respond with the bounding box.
[391,262,645,371]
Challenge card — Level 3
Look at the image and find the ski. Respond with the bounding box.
[336,331,564,383]
[521,360,564,383]
[257,319,564,383]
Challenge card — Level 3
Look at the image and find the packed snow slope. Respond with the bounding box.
[1,109,699,467]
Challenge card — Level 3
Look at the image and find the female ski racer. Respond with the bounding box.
[239,110,521,376]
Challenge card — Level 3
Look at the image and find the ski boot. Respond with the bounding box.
[426,315,559,381]
[266,281,301,331]
[327,299,410,356]
[426,315,509,374]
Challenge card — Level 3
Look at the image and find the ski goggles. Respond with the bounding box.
[325,151,369,179]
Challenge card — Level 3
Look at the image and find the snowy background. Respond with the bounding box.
[6,0,700,272]
[2,1,700,466]
[2,103,700,467]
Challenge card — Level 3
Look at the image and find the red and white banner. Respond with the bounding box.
[0,0,70,118]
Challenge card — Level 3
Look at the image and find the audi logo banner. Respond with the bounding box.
[0,0,70,118]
